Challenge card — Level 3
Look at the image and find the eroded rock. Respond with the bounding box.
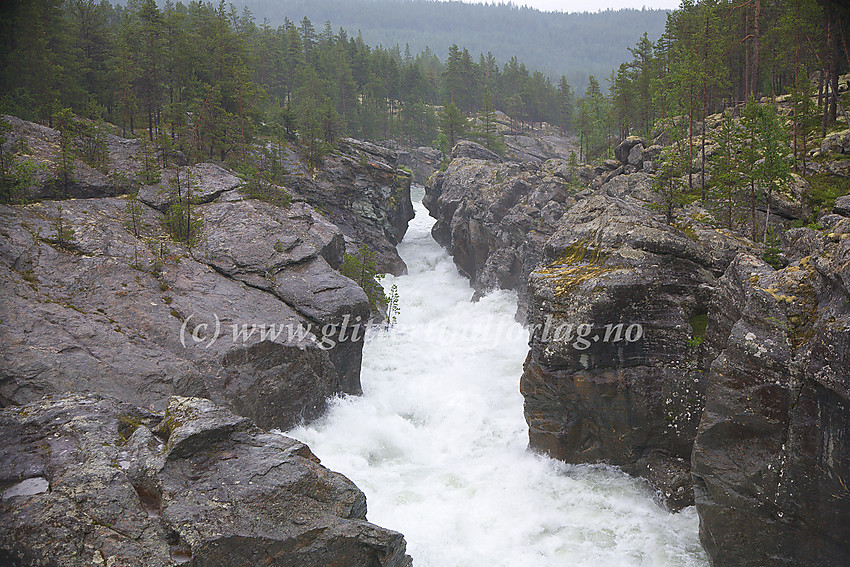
[0,194,367,430]
[0,394,412,567]
[692,232,850,565]
[521,195,718,510]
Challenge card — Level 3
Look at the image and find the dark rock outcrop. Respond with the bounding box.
[424,156,587,318]
[520,194,721,510]
[284,138,414,275]
[615,136,648,165]
[397,146,443,185]
[0,192,368,430]
[0,394,412,567]
[136,163,244,212]
[834,194,850,217]
[451,140,502,162]
[691,219,850,566]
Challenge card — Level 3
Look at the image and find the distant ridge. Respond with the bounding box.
[236,0,670,91]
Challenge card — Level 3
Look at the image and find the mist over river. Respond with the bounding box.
[287,187,708,567]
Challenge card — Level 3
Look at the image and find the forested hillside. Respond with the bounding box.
[233,0,669,92]
[575,0,849,169]
[0,0,581,186]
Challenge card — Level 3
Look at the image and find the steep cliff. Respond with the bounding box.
[691,210,850,565]
[519,193,754,510]
[424,141,593,318]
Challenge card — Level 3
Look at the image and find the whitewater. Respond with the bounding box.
[287,187,709,567]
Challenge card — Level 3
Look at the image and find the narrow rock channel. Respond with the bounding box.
[288,187,709,567]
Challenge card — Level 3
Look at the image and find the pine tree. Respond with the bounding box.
[708,111,745,230]
[474,88,503,155]
[439,101,468,153]
[650,127,689,225]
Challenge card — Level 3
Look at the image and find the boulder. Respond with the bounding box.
[627,143,645,166]
[820,128,850,154]
[642,144,663,162]
[614,136,648,164]
[0,394,412,567]
[834,194,850,217]
[451,140,502,162]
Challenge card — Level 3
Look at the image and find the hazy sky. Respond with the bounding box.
[444,1,682,13]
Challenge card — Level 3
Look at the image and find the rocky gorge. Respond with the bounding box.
[425,134,850,565]
[0,116,416,565]
[2,103,848,566]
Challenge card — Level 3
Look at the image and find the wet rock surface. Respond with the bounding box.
[284,137,414,275]
[0,394,412,567]
[0,194,367,430]
[520,194,719,511]
[424,155,588,318]
[0,115,419,565]
[691,221,850,565]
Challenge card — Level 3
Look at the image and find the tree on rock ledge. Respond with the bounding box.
[439,101,468,154]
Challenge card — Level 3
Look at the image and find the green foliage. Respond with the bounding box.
[51,107,77,196]
[238,166,293,208]
[384,283,400,330]
[75,119,109,173]
[804,174,850,212]
[576,76,610,162]
[761,226,784,270]
[790,219,823,230]
[0,118,40,204]
[439,102,468,153]
[708,111,745,229]
[138,139,161,186]
[48,205,75,250]
[124,195,143,238]
[162,169,201,246]
[340,245,388,312]
[471,88,505,155]
[649,128,690,225]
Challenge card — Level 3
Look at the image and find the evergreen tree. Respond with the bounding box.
[473,88,504,155]
[439,101,468,153]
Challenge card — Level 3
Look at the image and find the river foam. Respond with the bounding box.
[287,187,708,567]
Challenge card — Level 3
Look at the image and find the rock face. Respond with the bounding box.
[0,190,368,431]
[397,146,443,185]
[0,394,412,567]
[520,194,721,510]
[467,110,579,163]
[834,194,850,217]
[451,140,502,162]
[820,128,850,155]
[286,138,414,275]
[136,163,244,212]
[2,115,145,200]
[691,218,850,566]
[424,155,588,318]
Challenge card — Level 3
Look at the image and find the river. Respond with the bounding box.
[287,186,708,567]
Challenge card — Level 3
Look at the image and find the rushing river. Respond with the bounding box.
[287,187,708,567]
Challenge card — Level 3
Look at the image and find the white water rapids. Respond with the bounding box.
[287,187,709,567]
